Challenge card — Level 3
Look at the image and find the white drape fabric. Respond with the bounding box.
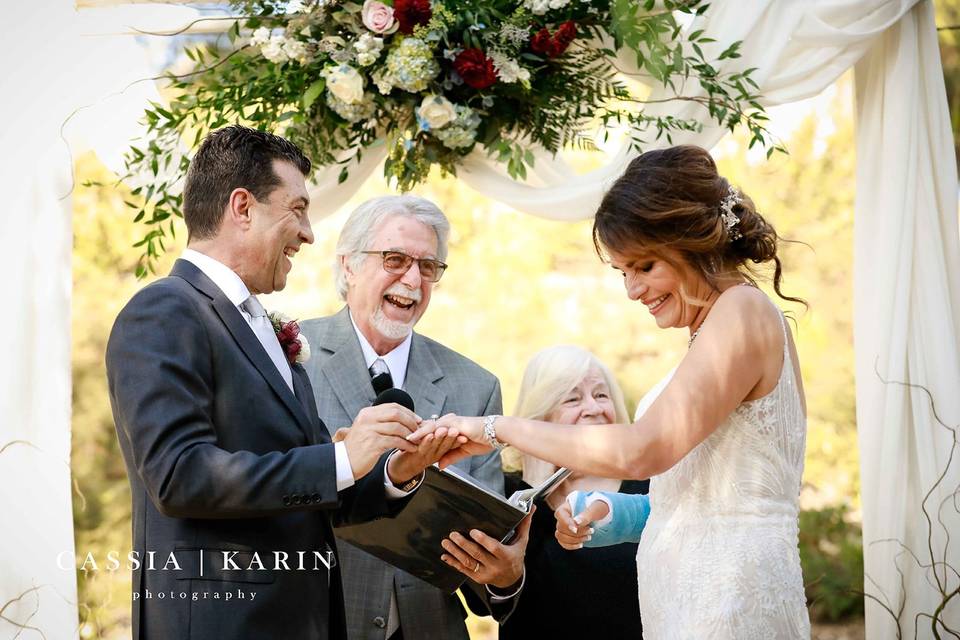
[1,2,169,638]
[4,0,958,637]
[853,3,960,635]
[0,141,78,640]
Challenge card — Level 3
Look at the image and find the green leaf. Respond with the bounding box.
[302,79,326,111]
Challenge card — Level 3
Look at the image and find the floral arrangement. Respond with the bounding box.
[268,311,311,364]
[122,0,779,276]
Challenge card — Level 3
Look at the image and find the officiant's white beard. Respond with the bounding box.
[371,307,415,341]
[370,284,422,340]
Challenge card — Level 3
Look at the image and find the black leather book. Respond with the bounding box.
[336,465,571,592]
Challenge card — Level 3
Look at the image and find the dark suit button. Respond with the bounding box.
[282,495,291,506]
[373,616,386,629]
[311,493,321,503]
[292,494,302,505]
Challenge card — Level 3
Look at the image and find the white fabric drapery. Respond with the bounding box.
[0,3,170,638]
[853,3,960,635]
[3,1,957,637]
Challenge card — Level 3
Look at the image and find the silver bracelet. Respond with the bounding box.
[482,414,505,450]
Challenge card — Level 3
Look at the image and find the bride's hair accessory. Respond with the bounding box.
[719,184,743,241]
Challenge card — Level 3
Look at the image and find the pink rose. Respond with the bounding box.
[362,0,397,34]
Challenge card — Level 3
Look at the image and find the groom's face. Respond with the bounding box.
[345,214,438,351]
[242,160,314,294]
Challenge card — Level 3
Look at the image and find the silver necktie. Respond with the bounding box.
[242,295,293,392]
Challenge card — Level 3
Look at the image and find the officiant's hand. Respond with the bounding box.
[344,404,422,479]
[386,424,468,485]
[554,499,609,550]
[440,508,534,590]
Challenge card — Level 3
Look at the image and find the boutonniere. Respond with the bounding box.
[268,311,311,365]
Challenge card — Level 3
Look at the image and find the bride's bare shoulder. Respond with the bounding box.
[708,285,782,350]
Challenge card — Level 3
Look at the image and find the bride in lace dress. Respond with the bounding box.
[419,146,811,638]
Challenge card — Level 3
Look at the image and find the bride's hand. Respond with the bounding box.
[554,499,609,550]
[407,414,491,468]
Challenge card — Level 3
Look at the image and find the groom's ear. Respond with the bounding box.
[225,187,255,230]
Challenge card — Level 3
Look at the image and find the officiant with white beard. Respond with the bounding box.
[299,195,530,640]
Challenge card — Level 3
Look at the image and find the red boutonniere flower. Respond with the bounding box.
[268,312,311,365]
[454,48,498,90]
[531,20,578,59]
[394,0,432,34]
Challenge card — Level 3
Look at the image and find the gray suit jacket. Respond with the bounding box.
[299,308,511,640]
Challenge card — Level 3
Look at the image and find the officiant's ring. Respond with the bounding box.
[473,561,480,573]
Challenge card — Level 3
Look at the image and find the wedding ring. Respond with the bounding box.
[430,414,439,420]
[473,561,480,573]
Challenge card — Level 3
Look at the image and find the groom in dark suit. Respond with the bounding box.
[106,126,447,640]
[299,196,530,640]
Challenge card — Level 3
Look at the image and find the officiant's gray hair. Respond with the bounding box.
[334,195,451,300]
[512,345,630,487]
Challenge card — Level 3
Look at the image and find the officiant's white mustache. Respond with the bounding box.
[372,284,423,339]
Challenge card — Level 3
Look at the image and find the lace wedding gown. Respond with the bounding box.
[635,311,810,639]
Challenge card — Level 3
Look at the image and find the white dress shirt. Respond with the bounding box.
[349,310,413,390]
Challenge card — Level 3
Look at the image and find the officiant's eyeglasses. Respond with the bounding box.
[360,251,448,282]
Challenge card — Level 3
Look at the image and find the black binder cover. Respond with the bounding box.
[335,465,527,593]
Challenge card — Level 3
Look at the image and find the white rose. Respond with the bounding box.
[356,52,378,66]
[525,0,551,15]
[251,27,272,46]
[283,39,310,64]
[548,0,570,9]
[356,33,383,54]
[326,65,365,104]
[260,36,289,63]
[295,332,311,364]
[417,95,457,130]
[355,34,384,66]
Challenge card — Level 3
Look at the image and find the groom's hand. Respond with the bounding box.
[386,424,468,485]
[343,404,421,479]
[408,414,491,469]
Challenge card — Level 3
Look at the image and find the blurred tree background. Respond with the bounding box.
[70,9,960,636]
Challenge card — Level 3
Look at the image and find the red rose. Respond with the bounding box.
[530,21,577,59]
[394,0,432,35]
[284,339,302,361]
[454,48,498,90]
[530,28,553,56]
[553,20,577,53]
[275,320,302,364]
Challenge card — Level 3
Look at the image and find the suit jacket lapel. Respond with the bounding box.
[404,334,446,419]
[171,260,314,439]
[321,309,377,431]
[292,364,327,443]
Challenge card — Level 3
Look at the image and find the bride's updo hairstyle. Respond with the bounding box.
[592,145,803,306]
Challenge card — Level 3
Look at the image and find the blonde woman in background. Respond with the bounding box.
[485,345,648,639]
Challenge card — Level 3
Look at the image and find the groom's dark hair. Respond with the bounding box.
[183,125,312,240]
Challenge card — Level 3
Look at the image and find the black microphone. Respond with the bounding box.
[373,388,415,413]
[371,372,394,397]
